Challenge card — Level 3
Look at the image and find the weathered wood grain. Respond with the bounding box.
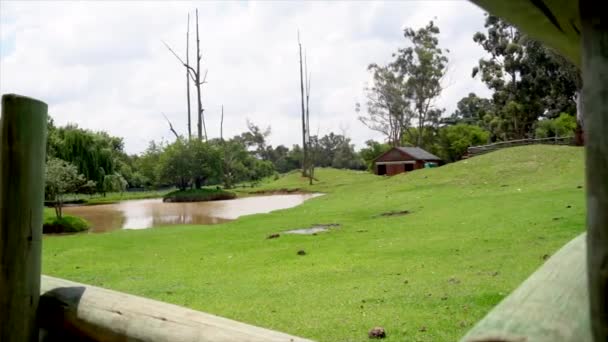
[39,275,314,342]
[580,1,608,339]
[460,233,591,342]
[0,94,48,342]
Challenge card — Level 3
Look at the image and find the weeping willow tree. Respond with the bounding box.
[47,123,124,192]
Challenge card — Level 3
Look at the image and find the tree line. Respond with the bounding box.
[357,15,580,162]
[44,116,371,211]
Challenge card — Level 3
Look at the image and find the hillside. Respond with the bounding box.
[42,145,585,341]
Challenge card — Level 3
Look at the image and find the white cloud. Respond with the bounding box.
[0,0,491,154]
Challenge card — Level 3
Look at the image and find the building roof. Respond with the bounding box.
[395,147,442,161]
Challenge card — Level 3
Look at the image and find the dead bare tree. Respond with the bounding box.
[161,112,180,139]
[162,8,208,141]
[304,52,313,185]
[185,13,192,139]
[220,104,224,142]
[298,31,308,177]
[195,9,208,141]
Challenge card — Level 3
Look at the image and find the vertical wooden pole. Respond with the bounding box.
[580,2,608,340]
[0,94,48,341]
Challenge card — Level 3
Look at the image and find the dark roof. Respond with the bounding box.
[395,147,441,161]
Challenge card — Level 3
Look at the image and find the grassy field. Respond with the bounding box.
[42,145,585,341]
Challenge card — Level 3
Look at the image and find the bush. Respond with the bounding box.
[437,124,490,162]
[163,188,236,203]
[43,215,90,234]
[535,113,577,138]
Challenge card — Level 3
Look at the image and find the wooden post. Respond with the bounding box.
[460,234,591,342]
[0,94,48,342]
[39,275,313,342]
[580,2,608,340]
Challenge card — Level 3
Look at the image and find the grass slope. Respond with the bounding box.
[42,146,585,341]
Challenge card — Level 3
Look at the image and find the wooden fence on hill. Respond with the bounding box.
[466,136,576,158]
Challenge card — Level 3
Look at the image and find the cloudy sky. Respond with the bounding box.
[0,1,492,154]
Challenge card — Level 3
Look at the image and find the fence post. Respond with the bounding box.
[581,2,608,340]
[0,94,48,341]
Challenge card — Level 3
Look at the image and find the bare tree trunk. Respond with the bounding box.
[220,105,224,141]
[298,32,307,177]
[195,9,203,141]
[305,53,312,185]
[186,13,192,140]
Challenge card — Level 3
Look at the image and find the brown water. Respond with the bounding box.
[63,194,321,233]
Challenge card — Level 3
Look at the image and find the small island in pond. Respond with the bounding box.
[162,188,237,203]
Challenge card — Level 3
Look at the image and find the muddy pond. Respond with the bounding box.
[63,193,321,233]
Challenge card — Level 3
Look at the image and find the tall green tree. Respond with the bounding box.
[450,93,492,125]
[392,20,448,147]
[47,123,127,191]
[359,20,448,148]
[472,15,578,139]
[134,141,164,188]
[157,139,192,190]
[358,65,411,146]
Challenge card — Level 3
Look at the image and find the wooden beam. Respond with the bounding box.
[460,233,591,342]
[39,275,314,342]
[580,1,608,339]
[0,94,48,342]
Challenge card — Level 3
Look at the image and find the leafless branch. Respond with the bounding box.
[162,40,198,77]
[162,112,180,139]
[200,69,208,85]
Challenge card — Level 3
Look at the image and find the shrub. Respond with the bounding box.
[163,188,236,203]
[535,113,577,138]
[43,215,90,234]
[437,124,490,162]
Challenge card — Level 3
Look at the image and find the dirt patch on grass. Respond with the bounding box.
[377,210,410,217]
[284,223,341,235]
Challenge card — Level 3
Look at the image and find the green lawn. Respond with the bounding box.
[42,145,585,341]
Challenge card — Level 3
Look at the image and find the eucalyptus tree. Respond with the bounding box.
[359,20,448,148]
[472,15,578,139]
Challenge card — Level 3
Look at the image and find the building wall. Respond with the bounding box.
[386,163,405,176]
[373,148,439,176]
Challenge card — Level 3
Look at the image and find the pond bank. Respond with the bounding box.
[61,193,323,233]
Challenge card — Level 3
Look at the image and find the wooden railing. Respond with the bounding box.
[39,276,312,342]
[467,136,575,157]
[460,234,590,342]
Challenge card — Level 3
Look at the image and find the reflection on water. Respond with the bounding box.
[62,194,321,233]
